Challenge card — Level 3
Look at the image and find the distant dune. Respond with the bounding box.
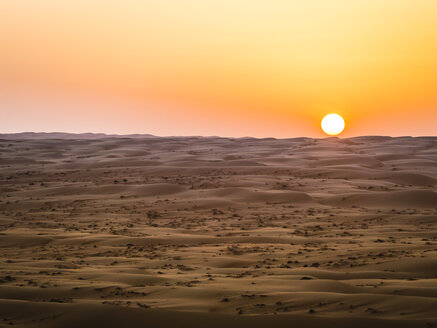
[0,132,156,139]
[0,134,436,327]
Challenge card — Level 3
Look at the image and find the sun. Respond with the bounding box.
[321,114,345,136]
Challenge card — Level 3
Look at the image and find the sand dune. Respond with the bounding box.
[323,190,437,208]
[0,134,436,327]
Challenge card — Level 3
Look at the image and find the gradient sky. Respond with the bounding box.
[1,0,436,137]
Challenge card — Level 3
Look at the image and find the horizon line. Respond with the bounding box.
[1,131,436,140]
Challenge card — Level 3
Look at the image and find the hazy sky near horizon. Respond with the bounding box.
[1,0,436,137]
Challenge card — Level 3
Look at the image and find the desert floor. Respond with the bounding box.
[0,133,436,327]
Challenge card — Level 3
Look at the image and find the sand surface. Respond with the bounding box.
[0,134,436,327]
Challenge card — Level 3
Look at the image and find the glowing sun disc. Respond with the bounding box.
[321,114,345,136]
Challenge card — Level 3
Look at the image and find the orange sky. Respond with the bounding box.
[0,0,436,137]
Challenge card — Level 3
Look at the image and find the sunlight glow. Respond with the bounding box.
[321,114,345,136]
